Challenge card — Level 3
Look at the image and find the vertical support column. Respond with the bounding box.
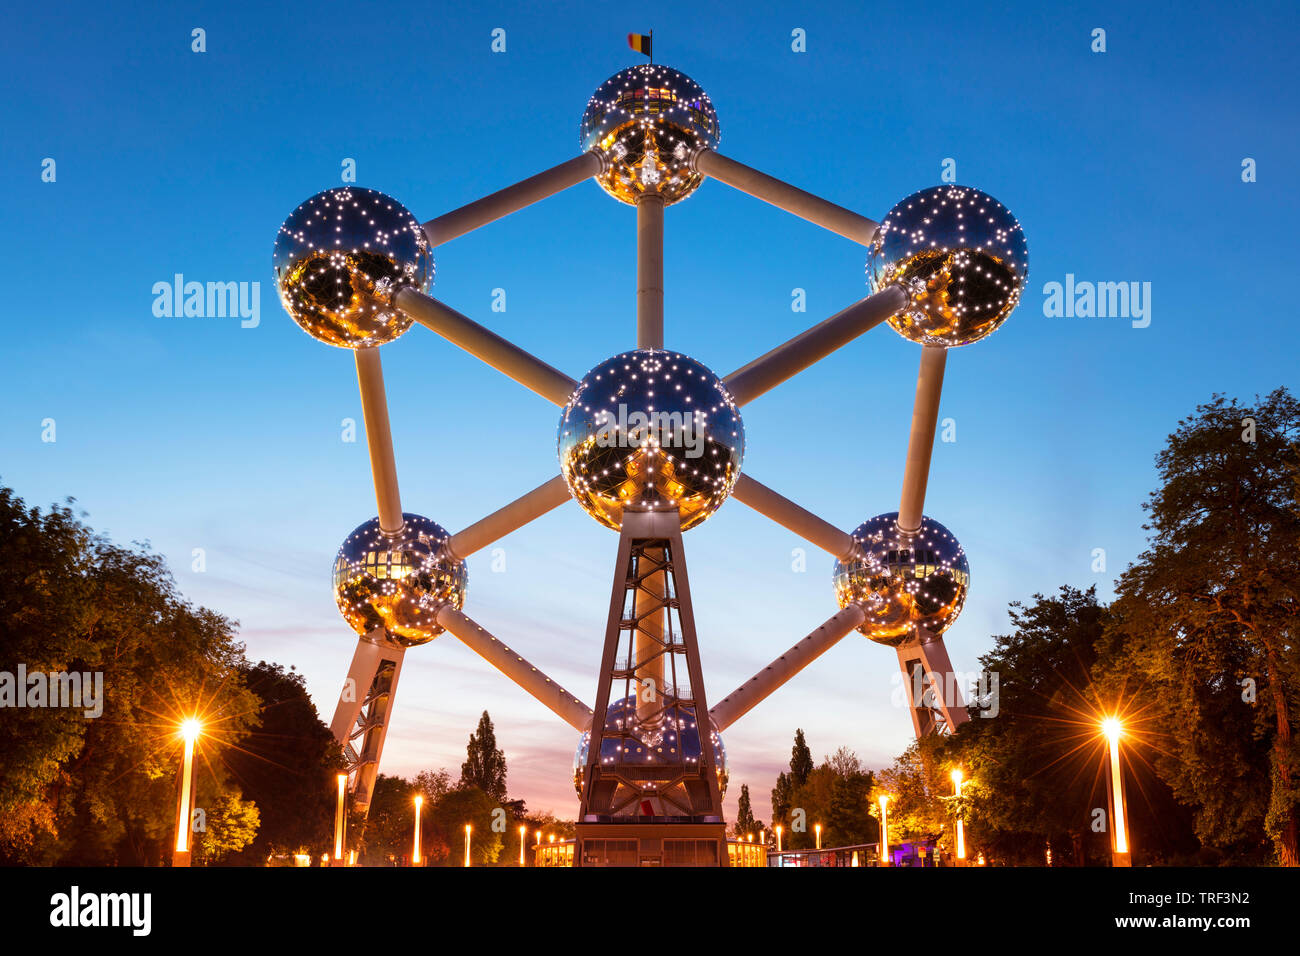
[898,346,948,533]
[637,193,665,349]
[354,347,404,535]
[634,546,666,723]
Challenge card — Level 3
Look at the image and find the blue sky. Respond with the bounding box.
[2,0,1296,823]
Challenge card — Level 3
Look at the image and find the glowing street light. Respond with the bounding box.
[464,823,473,867]
[951,768,966,863]
[172,718,202,867]
[519,824,528,866]
[775,824,783,853]
[815,823,822,850]
[878,794,892,866]
[333,773,347,865]
[412,795,424,866]
[1102,717,1131,867]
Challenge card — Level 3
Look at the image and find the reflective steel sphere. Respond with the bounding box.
[558,350,744,532]
[274,187,433,348]
[833,512,970,646]
[332,513,467,647]
[580,64,720,206]
[573,695,727,797]
[868,185,1028,347]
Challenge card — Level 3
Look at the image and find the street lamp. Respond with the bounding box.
[815,823,822,850]
[333,773,347,866]
[951,768,966,863]
[173,718,202,867]
[464,823,472,867]
[412,795,423,866]
[519,824,528,866]
[878,794,892,866]
[1102,717,1131,867]
[775,824,783,853]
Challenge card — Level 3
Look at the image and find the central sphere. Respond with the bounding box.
[558,350,744,532]
[573,695,728,797]
[332,514,467,647]
[832,513,970,646]
[273,187,432,349]
[580,63,720,206]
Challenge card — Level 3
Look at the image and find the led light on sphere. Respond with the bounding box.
[868,184,1028,347]
[573,695,727,796]
[273,187,433,348]
[557,349,744,532]
[832,512,970,646]
[332,514,467,647]
[580,63,720,206]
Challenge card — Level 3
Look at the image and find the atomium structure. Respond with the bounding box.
[273,61,1028,867]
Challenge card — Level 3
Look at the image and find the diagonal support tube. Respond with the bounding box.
[723,285,907,405]
[709,605,866,732]
[897,346,948,533]
[354,347,404,534]
[422,152,604,246]
[393,288,577,405]
[732,474,856,559]
[436,605,593,731]
[694,149,880,246]
[447,475,571,559]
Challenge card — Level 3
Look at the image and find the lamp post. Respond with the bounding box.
[333,773,347,866]
[412,795,423,866]
[519,824,528,866]
[878,794,892,866]
[775,824,783,853]
[1102,718,1132,867]
[951,768,966,865]
[815,823,822,850]
[172,718,201,867]
[464,823,472,867]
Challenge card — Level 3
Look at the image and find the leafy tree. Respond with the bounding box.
[824,748,876,847]
[771,771,793,831]
[460,710,507,804]
[734,784,761,837]
[0,485,258,865]
[1109,390,1300,865]
[358,774,418,865]
[790,729,814,787]
[195,794,260,865]
[433,786,504,865]
[224,661,345,863]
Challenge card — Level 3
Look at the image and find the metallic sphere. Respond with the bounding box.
[332,513,467,647]
[573,695,728,797]
[557,350,744,532]
[832,512,970,646]
[868,185,1028,347]
[273,187,432,348]
[580,63,720,206]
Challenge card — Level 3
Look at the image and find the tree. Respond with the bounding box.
[1110,390,1300,865]
[195,794,260,865]
[460,711,507,804]
[224,661,345,863]
[734,784,762,837]
[771,772,793,832]
[790,729,814,788]
[433,786,504,865]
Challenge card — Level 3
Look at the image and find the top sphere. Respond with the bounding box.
[273,187,432,349]
[867,185,1028,347]
[557,349,744,532]
[580,64,720,206]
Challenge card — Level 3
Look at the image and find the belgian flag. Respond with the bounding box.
[627,31,652,60]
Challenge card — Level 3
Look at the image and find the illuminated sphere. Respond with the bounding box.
[580,63,720,206]
[867,185,1028,347]
[557,350,744,532]
[832,512,970,646]
[573,695,728,797]
[273,187,432,348]
[332,513,466,647]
